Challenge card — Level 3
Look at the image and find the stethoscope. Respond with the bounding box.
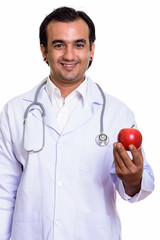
[22,81,110,153]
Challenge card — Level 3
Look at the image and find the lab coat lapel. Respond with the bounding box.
[62,78,103,135]
[41,88,60,132]
[22,78,103,135]
[23,81,60,134]
[39,90,91,135]
[61,101,92,135]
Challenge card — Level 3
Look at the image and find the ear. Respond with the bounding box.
[40,44,47,61]
[90,42,95,59]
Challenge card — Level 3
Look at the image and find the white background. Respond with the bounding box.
[0,0,159,239]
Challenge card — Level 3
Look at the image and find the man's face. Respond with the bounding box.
[41,18,95,86]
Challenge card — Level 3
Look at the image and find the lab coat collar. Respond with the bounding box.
[22,76,104,135]
[62,77,104,135]
[86,77,103,105]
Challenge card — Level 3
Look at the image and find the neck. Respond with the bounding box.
[49,76,85,98]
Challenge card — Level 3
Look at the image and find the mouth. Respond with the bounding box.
[60,62,78,71]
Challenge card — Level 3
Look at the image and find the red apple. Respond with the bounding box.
[118,128,142,151]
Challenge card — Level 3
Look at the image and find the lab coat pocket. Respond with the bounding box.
[75,211,112,240]
[11,211,42,240]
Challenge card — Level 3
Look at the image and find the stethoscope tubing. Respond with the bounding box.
[22,81,47,153]
[22,80,109,152]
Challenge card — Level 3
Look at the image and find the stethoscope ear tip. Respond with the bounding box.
[95,134,110,146]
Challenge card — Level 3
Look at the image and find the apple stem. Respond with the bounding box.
[131,124,135,128]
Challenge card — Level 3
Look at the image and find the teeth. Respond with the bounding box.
[63,64,76,67]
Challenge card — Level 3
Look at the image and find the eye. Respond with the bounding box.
[54,43,64,49]
[75,43,84,49]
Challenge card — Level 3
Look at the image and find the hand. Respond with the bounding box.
[113,142,143,196]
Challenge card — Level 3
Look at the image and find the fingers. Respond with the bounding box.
[113,142,143,188]
[113,143,143,167]
[113,142,133,169]
[128,144,143,166]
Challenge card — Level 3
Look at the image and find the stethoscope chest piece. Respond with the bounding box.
[95,134,110,146]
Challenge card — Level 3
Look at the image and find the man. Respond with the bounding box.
[0,6,154,240]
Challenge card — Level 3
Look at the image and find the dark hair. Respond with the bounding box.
[39,6,96,52]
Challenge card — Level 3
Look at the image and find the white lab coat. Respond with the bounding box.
[0,77,154,240]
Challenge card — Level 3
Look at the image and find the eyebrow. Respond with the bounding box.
[52,39,87,45]
[74,39,87,44]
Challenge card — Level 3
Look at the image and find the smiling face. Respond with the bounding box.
[41,18,95,89]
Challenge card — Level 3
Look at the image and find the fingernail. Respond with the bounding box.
[117,143,121,149]
[113,142,117,148]
[129,144,134,151]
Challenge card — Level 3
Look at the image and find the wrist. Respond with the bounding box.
[123,180,142,197]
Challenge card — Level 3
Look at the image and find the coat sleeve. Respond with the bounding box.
[0,104,22,240]
[110,145,155,203]
[107,99,155,203]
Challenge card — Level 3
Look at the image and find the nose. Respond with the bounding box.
[62,45,75,61]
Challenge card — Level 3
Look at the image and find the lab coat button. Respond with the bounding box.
[55,220,62,226]
[57,142,63,148]
[57,181,63,186]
